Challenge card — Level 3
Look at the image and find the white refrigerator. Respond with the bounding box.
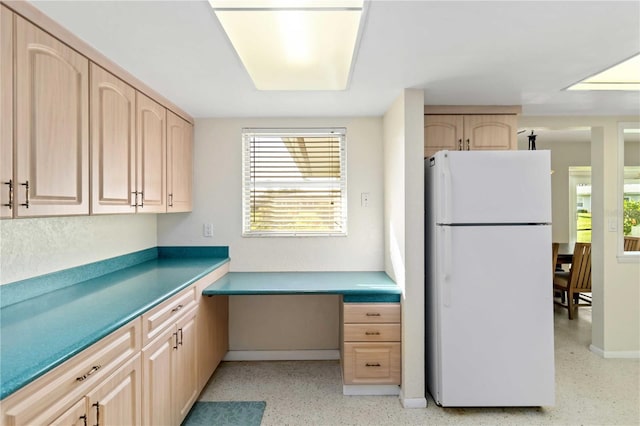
[425,150,555,407]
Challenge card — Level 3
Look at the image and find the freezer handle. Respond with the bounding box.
[441,226,452,307]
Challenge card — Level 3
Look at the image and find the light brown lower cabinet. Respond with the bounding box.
[142,306,198,426]
[48,354,142,426]
[341,303,402,386]
[85,354,142,426]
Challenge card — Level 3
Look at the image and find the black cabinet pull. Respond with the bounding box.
[92,401,100,426]
[3,179,12,209]
[20,181,29,208]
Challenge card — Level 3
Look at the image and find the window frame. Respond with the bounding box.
[241,127,348,237]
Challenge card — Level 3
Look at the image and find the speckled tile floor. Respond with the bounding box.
[199,306,640,425]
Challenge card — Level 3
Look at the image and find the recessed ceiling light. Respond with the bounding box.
[209,0,365,91]
[566,53,640,91]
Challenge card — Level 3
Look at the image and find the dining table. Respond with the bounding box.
[556,242,574,269]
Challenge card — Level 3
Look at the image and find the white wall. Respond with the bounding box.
[517,138,591,243]
[157,116,385,351]
[520,116,640,357]
[0,214,157,284]
[382,89,425,407]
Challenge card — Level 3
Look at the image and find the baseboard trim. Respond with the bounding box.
[399,390,428,408]
[590,344,640,359]
[223,350,340,361]
[343,384,401,396]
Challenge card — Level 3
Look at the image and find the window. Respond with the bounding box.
[242,128,347,236]
[619,122,640,257]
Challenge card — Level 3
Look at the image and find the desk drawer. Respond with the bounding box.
[142,286,197,346]
[343,303,400,324]
[343,324,400,342]
[343,342,401,385]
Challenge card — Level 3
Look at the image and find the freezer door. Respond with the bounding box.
[431,150,551,224]
[435,224,555,407]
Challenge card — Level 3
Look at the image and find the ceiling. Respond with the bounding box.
[30,0,640,119]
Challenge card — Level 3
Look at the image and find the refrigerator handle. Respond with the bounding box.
[440,153,452,224]
[441,226,452,307]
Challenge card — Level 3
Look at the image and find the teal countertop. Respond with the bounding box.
[202,272,400,302]
[0,248,229,400]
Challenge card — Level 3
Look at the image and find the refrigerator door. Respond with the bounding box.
[431,150,552,225]
[433,224,555,407]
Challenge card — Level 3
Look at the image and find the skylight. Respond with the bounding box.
[208,0,365,91]
[567,53,640,91]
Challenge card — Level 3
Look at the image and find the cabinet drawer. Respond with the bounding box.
[142,286,197,346]
[343,324,400,342]
[2,318,140,426]
[342,342,401,385]
[343,303,400,324]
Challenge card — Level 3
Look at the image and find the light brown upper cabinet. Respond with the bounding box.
[1,6,13,219]
[424,113,518,159]
[2,2,194,219]
[90,64,137,214]
[13,16,89,217]
[166,111,193,213]
[136,92,167,213]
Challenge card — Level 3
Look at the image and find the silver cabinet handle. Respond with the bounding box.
[131,191,138,207]
[139,191,144,208]
[171,304,183,313]
[178,328,183,346]
[168,193,173,207]
[458,139,462,150]
[365,312,381,317]
[365,331,381,336]
[76,365,101,382]
[466,139,470,150]
[173,331,178,350]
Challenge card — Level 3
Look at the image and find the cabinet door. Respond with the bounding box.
[1,6,13,219]
[424,115,463,158]
[90,64,136,214]
[166,111,193,213]
[87,354,141,426]
[14,16,89,217]
[175,309,198,425]
[142,328,175,426]
[463,114,517,151]
[136,92,166,213]
[49,398,87,426]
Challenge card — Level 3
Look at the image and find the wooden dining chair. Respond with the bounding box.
[624,236,640,251]
[552,242,559,271]
[553,242,591,320]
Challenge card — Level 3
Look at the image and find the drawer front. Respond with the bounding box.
[343,323,400,342]
[2,318,140,426]
[343,342,401,385]
[343,303,400,324]
[142,286,197,346]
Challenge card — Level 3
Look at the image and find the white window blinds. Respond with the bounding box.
[242,128,347,236]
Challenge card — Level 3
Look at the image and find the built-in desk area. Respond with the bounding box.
[203,271,403,395]
[202,271,400,301]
